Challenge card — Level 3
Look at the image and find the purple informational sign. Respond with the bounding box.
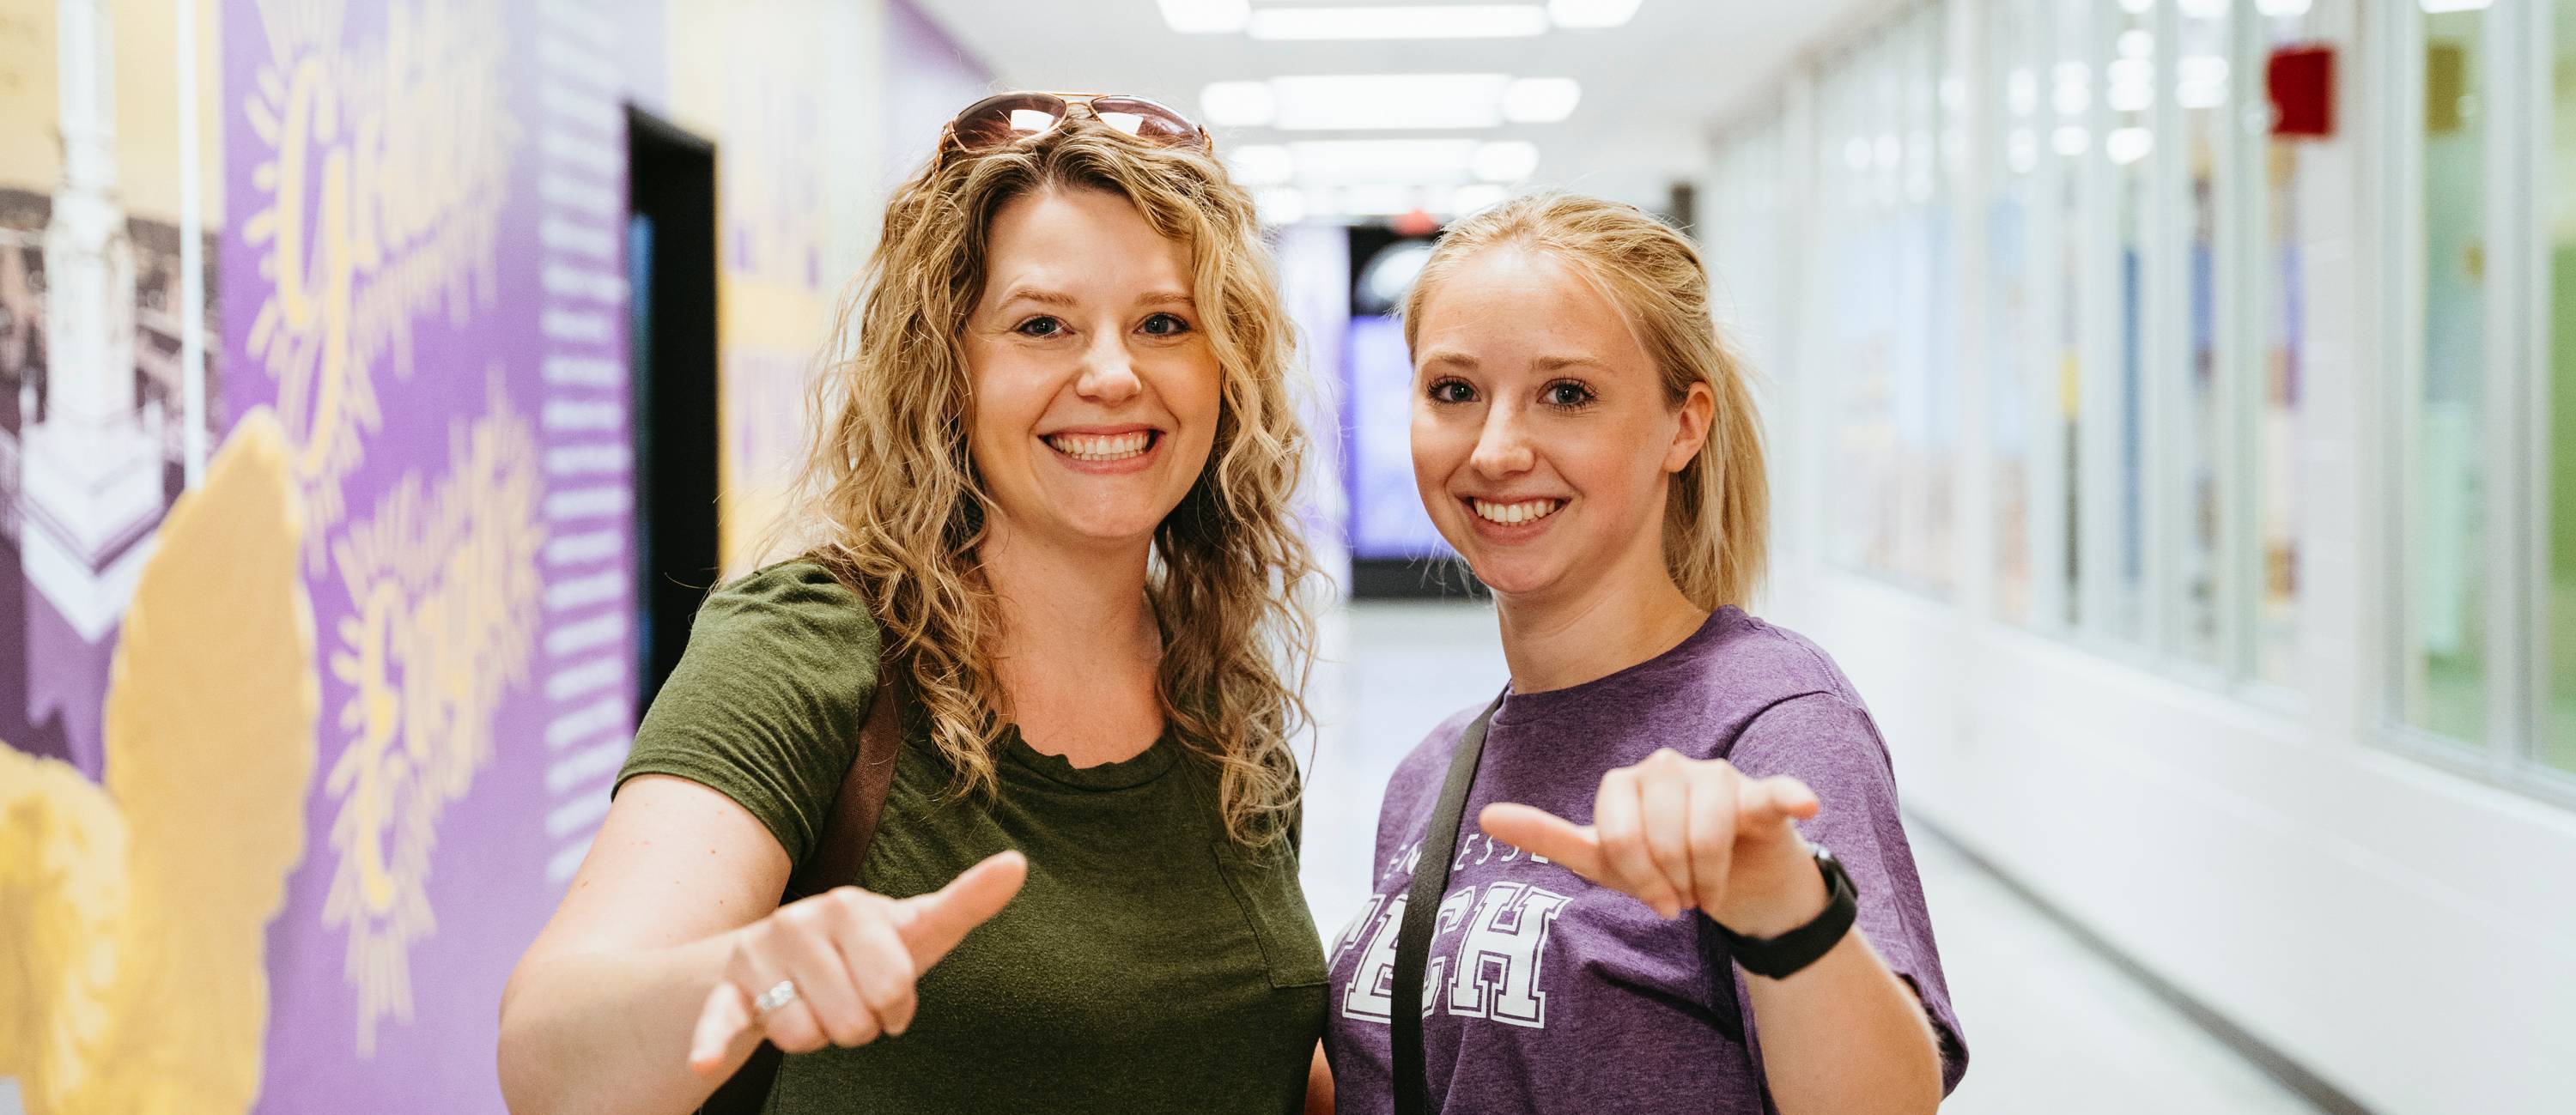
[216,0,639,1106]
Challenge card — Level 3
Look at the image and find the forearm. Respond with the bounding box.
[497,930,747,1115]
[1740,929,1944,1115]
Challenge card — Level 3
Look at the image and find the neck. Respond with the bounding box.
[1493,530,1710,694]
[980,521,1158,674]
[976,518,1163,761]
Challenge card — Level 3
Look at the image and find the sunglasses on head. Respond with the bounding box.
[941,92,1212,160]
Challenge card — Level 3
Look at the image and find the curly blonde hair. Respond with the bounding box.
[1402,191,1769,609]
[769,118,1319,846]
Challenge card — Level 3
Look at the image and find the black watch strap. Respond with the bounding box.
[1714,845,1859,980]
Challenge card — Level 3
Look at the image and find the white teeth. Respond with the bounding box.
[1046,432,1153,461]
[1470,499,1563,525]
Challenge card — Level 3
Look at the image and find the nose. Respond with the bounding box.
[1075,331,1144,406]
[1467,400,1535,480]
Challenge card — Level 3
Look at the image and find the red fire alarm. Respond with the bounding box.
[2268,44,2334,138]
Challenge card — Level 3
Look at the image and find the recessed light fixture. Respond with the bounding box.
[1501,77,1582,123]
[1249,5,1552,40]
[1199,75,1579,131]
[1472,141,1540,182]
[1286,139,1486,184]
[1157,0,1249,33]
[1201,80,1279,127]
[1545,0,1643,28]
[1227,144,1297,185]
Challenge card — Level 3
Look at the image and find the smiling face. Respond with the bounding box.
[962,186,1221,553]
[1410,245,1712,602]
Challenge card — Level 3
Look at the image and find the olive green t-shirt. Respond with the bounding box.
[614,561,1328,1114]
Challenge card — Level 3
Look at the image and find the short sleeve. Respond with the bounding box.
[614,561,881,870]
[1725,692,1971,1095]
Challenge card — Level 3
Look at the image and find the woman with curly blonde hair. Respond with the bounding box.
[500,94,1328,1115]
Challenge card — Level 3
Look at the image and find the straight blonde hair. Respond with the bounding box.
[1401,191,1768,609]
[769,118,1320,846]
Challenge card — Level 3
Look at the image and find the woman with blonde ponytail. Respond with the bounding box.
[1315,192,1967,1115]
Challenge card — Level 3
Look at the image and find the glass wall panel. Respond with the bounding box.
[2255,1,2311,688]
[2176,0,2233,665]
[2403,3,2491,742]
[2105,0,2155,642]
[2547,0,2576,773]
[1990,0,2045,624]
[2052,3,2094,627]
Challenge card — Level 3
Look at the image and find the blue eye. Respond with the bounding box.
[1017,316,1063,337]
[1544,381,1595,409]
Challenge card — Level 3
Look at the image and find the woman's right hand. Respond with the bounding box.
[686,850,1028,1072]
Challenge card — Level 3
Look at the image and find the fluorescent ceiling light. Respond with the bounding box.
[1339,184,1434,216]
[1546,0,1643,28]
[2419,0,2491,11]
[1159,0,1249,33]
[1203,75,1576,131]
[1270,74,1512,130]
[1502,77,1582,123]
[1201,80,1279,127]
[1286,138,1483,185]
[2254,0,2312,14]
[1473,141,1540,182]
[1249,5,1550,40]
[1228,144,1296,185]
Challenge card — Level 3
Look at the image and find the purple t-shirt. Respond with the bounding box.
[1322,608,1969,1113]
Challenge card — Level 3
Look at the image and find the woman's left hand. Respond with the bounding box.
[1479,748,1827,935]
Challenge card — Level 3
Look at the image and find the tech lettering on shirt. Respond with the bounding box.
[1332,833,1572,1029]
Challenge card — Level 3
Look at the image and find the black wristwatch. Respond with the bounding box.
[1712,845,1859,979]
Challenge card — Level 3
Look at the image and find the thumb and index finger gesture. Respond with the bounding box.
[1478,749,1820,924]
[688,849,1027,1074]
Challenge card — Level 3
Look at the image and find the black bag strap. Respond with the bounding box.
[699,654,911,1115]
[1391,690,1507,1115]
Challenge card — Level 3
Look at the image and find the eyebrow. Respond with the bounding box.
[1418,348,1612,373]
[988,288,1198,313]
[992,288,1080,312]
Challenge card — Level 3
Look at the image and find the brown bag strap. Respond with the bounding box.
[700,653,910,1115]
[787,654,908,901]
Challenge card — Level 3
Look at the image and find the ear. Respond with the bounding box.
[1664,380,1715,474]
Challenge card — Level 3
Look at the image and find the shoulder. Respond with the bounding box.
[692,559,882,655]
[1689,609,1864,710]
[617,559,885,865]
[1382,701,1490,813]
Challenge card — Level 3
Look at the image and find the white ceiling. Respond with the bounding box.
[910,0,1876,215]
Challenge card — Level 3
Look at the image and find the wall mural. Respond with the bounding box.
[0,0,981,1108]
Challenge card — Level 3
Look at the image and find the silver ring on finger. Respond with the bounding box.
[752,979,800,1020]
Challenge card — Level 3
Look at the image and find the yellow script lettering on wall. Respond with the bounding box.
[321,368,544,1055]
[239,0,519,567]
[0,409,319,1114]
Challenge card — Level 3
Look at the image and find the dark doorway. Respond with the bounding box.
[625,106,720,709]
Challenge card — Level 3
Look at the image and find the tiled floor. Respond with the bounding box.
[1300,600,2323,1115]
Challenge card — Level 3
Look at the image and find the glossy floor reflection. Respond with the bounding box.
[1300,600,2322,1114]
